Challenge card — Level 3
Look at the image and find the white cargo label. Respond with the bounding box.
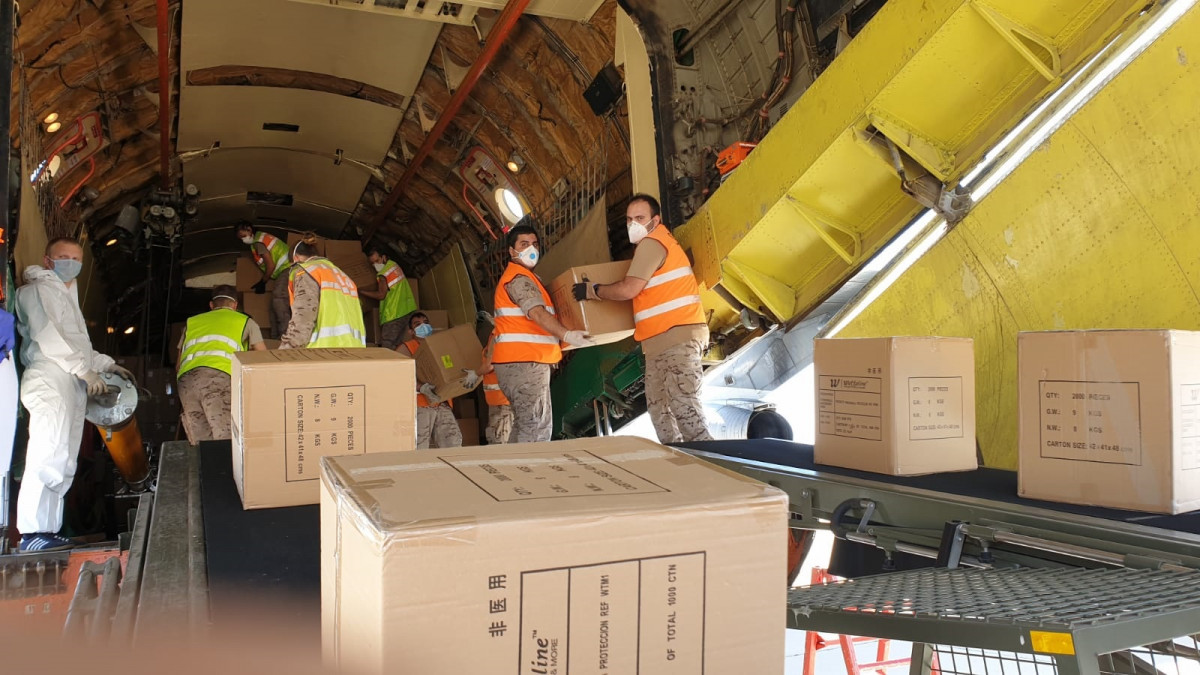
[908,377,965,441]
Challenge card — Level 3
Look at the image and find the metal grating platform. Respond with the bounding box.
[790,567,1200,672]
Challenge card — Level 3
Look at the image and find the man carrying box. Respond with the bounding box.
[235,222,291,337]
[572,194,713,444]
[492,225,594,442]
[398,312,462,449]
[360,246,418,349]
[177,285,268,443]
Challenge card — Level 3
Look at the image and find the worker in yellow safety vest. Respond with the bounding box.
[177,285,268,443]
[491,225,594,442]
[572,194,713,443]
[397,312,463,449]
[360,245,418,349]
[235,222,292,337]
[279,233,367,349]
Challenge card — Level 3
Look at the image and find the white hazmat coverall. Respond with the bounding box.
[15,266,115,534]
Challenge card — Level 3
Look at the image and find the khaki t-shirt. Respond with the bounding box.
[627,236,709,357]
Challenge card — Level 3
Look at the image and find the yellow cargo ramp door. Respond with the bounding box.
[676,0,1146,331]
[837,0,1200,469]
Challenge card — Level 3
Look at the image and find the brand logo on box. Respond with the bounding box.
[829,378,869,390]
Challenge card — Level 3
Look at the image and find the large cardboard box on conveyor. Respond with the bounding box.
[547,261,635,349]
[320,436,787,674]
[1019,330,1200,514]
[231,348,416,510]
[814,337,978,476]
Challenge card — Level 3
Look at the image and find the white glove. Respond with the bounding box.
[460,369,481,390]
[81,371,107,397]
[108,365,135,383]
[562,331,596,348]
[419,383,442,405]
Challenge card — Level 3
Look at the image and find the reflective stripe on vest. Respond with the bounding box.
[380,259,417,324]
[177,308,249,378]
[289,258,366,349]
[252,232,291,280]
[631,227,706,341]
[492,262,562,365]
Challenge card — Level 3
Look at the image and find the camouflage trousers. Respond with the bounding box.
[417,403,462,449]
[486,404,514,445]
[494,362,552,443]
[179,367,232,443]
[644,338,713,444]
[271,277,292,340]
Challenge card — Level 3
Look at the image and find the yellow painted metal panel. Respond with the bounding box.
[677,0,1144,332]
[841,4,1200,469]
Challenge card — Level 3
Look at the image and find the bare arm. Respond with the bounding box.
[596,276,649,301]
[528,306,573,340]
[360,275,388,301]
[256,243,275,280]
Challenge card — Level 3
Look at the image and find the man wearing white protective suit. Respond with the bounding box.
[15,238,133,552]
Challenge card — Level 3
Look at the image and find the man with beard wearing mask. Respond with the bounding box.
[397,312,462,449]
[571,194,713,444]
[361,246,417,349]
[14,238,135,551]
[492,225,594,442]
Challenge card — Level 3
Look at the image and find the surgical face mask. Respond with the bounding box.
[516,246,539,269]
[414,323,434,339]
[241,235,254,245]
[51,258,82,283]
[627,221,649,244]
[373,262,384,272]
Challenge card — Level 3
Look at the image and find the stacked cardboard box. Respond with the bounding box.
[320,437,787,674]
[231,348,417,509]
[814,337,978,476]
[324,239,376,294]
[235,256,275,293]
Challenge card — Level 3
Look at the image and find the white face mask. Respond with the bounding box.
[516,246,539,269]
[627,221,649,244]
[373,262,384,272]
[241,235,254,245]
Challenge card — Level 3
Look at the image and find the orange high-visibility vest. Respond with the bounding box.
[405,339,454,409]
[631,226,706,341]
[492,262,562,365]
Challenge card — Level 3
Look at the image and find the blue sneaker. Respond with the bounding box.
[19,533,75,552]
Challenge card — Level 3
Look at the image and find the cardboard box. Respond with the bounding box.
[364,306,381,346]
[415,323,483,401]
[457,417,480,446]
[454,397,477,420]
[287,232,326,257]
[240,292,274,335]
[231,348,416,509]
[548,261,635,349]
[421,309,450,330]
[236,256,262,292]
[1018,330,1200,514]
[325,239,377,293]
[320,437,787,674]
[814,337,977,475]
